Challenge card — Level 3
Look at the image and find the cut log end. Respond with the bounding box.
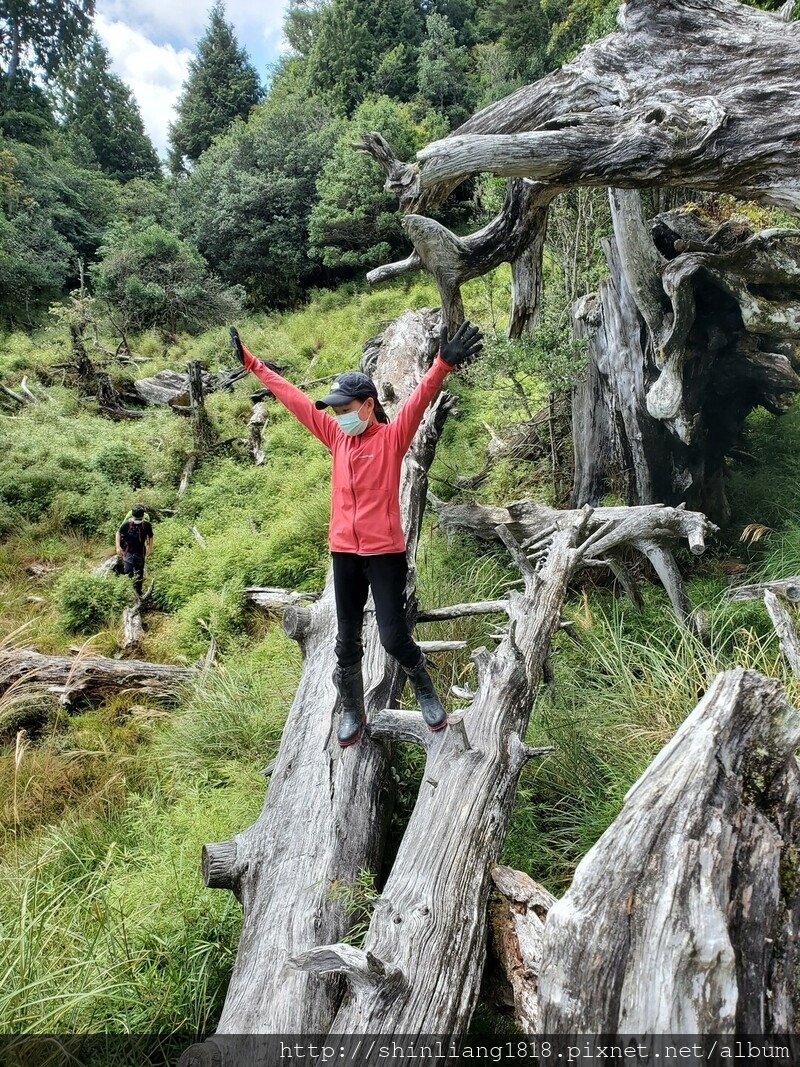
[283,605,313,644]
[177,1042,223,1067]
[201,841,240,891]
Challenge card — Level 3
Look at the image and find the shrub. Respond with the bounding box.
[55,569,133,634]
[91,223,244,336]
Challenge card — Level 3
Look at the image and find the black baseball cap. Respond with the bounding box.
[315,371,378,409]
[131,505,146,519]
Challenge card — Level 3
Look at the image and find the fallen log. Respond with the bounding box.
[180,310,456,1060]
[133,369,201,407]
[727,575,800,603]
[0,647,193,705]
[244,587,321,611]
[292,506,713,1043]
[93,555,121,577]
[538,668,800,1035]
[763,589,800,680]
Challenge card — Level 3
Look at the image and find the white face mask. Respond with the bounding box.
[334,401,369,436]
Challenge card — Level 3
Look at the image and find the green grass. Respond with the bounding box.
[503,581,793,893]
[4,268,800,1037]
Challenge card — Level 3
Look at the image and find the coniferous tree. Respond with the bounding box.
[0,0,95,89]
[417,12,472,125]
[176,83,340,306]
[308,96,442,270]
[307,0,424,112]
[284,0,325,57]
[168,1,262,174]
[61,35,161,182]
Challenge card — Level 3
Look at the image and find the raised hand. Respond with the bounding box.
[230,326,245,365]
[439,319,484,367]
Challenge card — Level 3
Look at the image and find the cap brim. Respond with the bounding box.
[314,392,351,409]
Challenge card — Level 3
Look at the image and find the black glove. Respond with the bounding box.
[230,326,245,366]
[439,319,484,367]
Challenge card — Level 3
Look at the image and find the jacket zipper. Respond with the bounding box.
[348,446,360,552]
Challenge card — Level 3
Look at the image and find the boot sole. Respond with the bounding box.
[338,717,367,747]
[428,717,448,732]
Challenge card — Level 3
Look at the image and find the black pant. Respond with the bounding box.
[123,553,145,596]
[332,552,422,670]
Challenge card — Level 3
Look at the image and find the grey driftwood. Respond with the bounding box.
[289,504,714,1047]
[359,0,800,520]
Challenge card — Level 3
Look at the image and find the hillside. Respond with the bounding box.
[2,266,800,1049]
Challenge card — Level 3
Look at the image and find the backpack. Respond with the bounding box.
[120,518,150,556]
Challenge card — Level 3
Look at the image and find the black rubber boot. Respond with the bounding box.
[333,664,366,747]
[404,655,447,731]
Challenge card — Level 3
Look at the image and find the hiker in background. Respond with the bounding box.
[230,320,483,747]
[116,504,154,598]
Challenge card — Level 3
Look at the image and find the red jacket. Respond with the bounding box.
[243,347,452,554]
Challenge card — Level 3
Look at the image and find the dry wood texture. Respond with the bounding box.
[0,647,193,705]
[290,505,713,1046]
[361,0,800,519]
[571,192,800,521]
[388,0,800,213]
[539,668,800,1036]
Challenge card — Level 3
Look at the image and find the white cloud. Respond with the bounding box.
[94,2,292,161]
[95,14,193,160]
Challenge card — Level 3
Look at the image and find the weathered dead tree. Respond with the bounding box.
[69,321,98,394]
[290,504,713,1045]
[180,311,456,1063]
[571,191,800,521]
[96,372,143,421]
[0,646,193,705]
[359,137,555,335]
[120,582,154,651]
[187,361,217,458]
[362,0,800,519]
[378,1,800,213]
[727,574,800,678]
[538,668,800,1035]
[248,401,268,465]
[430,496,717,625]
[486,867,557,1034]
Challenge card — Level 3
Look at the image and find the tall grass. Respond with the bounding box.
[4,272,800,1038]
[505,584,792,892]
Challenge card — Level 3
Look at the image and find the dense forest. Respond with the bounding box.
[2,0,800,1060]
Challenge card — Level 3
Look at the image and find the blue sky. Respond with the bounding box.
[95,0,291,159]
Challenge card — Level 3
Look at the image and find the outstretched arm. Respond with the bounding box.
[392,320,484,453]
[231,328,337,450]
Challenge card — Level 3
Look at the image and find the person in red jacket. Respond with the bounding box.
[230,321,483,747]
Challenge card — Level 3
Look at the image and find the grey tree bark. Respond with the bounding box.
[384,0,800,215]
[0,647,193,705]
[359,0,800,518]
[539,668,800,1037]
[289,505,714,1045]
[571,191,800,522]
